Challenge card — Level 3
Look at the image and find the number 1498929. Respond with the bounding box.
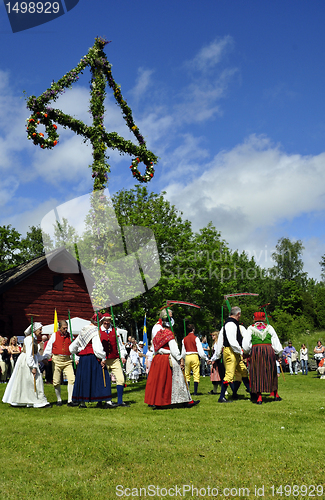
[5,2,60,14]
[270,485,323,496]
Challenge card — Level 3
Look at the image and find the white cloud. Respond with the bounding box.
[164,134,325,279]
[130,68,154,102]
[185,36,234,72]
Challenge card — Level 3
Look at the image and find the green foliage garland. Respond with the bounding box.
[26,37,158,189]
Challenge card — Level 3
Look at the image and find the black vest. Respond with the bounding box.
[223,317,242,347]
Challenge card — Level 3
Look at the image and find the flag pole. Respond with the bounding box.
[68,310,76,370]
[96,311,106,388]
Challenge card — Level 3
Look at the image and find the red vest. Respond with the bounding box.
[101,328,119,359]
[52,332,72,355]
[183,332,198,353]
[79,342,94,356]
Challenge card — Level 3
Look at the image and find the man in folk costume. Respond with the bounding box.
[69,313,112,408]
[181,323,207,396]
[44,320,77,407]
[242,311,282,405]
[213,306,250,403]
[145,316,199,409]
[100,313,129,407]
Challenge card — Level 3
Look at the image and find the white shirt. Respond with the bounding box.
[212,321,245,360]
[242,324,282,355]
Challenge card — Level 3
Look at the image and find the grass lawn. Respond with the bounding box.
[0,372,324,500]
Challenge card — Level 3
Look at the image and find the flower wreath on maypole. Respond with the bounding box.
[26,36,158,190]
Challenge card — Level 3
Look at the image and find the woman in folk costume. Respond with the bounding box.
[144,317,199,409]
[242,311,282,405]
[3,323,51,408]
[69,313,112,408]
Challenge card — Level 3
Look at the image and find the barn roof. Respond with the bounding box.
[0,248,91,295]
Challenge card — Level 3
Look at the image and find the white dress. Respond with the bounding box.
[129,350,140,380]
[2,336,49,408]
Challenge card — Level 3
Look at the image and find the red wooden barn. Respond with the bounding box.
[0,249,94,338]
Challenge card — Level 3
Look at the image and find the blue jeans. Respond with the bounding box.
[300,359,308,374]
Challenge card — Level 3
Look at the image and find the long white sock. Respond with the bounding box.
[54,386,61,402]
[68,384,74,403]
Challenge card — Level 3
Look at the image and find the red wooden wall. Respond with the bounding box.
[0,264,94,338]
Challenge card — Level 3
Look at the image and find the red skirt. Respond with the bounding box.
[144,354,172,406]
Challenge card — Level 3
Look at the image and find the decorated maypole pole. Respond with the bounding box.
[26,37,158,312]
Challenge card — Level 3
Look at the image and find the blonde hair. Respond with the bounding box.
[211,330,219,345]
[9,336,17,346]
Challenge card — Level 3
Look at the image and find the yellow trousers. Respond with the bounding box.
[52,355,75,387]
[185,353,200,383]
[223,347,248,384]
[105,357,125,385]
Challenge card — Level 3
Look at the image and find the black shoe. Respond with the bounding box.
[232,394,239,400]
[185,400,200,408]
[274,396,282,401]
[218,397,233,403]
[104,401,118,409]
[117,402,130,407]
[96,401,103,408]
[67,401,78,407]
[256,401,262,405]
[56,401,63,407]
[79,403,87,408]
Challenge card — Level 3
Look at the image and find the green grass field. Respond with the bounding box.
[0,370,324,500]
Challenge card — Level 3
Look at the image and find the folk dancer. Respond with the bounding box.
[212,306,250,403]
[44,320,78,407]
[242,311,282,404]
[3,323,51,408]
[100,313,129,407]
[69,313,112,408]
[181,323,207,396]
[145,317,198,409]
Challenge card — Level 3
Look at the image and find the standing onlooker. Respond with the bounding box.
[314,340,325,367]
[8,337,21,378]
[200,336,210,377]
[283,340,298,375]
[0,337,9,383]
[300,344,308,375]
[129,344,141,383]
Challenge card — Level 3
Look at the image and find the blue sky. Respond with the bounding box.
[1,0,325,280]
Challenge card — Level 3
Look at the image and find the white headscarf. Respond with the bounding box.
[24,322,43,336]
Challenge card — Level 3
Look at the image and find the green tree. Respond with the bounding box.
[20,225,53,261]
[270,237,307,286]
[0,225,22,272]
